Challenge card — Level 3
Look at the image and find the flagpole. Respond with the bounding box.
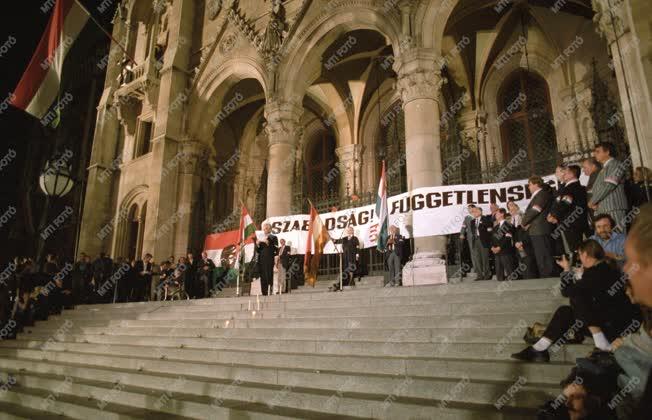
[236,200,245,297]
[73,0,138,66]
[306,199,313,288]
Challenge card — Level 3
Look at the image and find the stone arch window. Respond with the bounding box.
[126,202,146,261]
[113,186,148,260]
[378,103,407,194]
[498,70,558,178]
[305,133,338,201]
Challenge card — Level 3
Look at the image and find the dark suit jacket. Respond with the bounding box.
[561,261,640,336]
[470,215,493,248]
[387,233,405,259]
[491,221,515,255]
[522,187,553,235]
[186,258,199,279]
[279,245,291,269]
[134,260,153,281]
[549,180,588,233]
[256,234,278,266]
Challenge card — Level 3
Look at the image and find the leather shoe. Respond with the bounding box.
[510,346,550,363]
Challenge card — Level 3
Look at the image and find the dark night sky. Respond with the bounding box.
[0,1,116,258]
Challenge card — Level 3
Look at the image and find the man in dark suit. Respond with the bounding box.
[511,239,640,362]
[133,253,153,301]
[186,252,199,298]
[522,176,554,278]
[256,223,278,296]
[92,252,113,303]
[469,206,493,280]
[198,251,216,293]
[491,209,517,281]
[385,225,405,286]
[547,165,588,259]
[331,227,360,290]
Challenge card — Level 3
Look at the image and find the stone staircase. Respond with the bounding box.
[0,276,587,419]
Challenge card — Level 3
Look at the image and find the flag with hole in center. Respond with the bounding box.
[10,0,88,126]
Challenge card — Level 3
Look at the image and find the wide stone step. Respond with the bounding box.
[0,400,70,420]
[24,312,556,332]
[0,336,589,362]
[0,379,194,419]
[0,343,572,385]
[77,278,561,310]
[69,289,565,314]
[16,324,543,344]
[0,363,549,418]
[1,277,569,419]
[52,301,561,322]
[0,370,303,420]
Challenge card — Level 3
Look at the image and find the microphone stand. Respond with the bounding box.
[335,227,347,292]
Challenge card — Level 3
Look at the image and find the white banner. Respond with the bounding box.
[262,174,570,255]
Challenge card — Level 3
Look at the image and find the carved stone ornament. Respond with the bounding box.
[262,0,285,58]
[591,0,628,43]
[219,32,238,54]
[397,68,447,104]
[208,0,223,20]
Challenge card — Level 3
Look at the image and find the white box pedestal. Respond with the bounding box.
[402,252,448,286]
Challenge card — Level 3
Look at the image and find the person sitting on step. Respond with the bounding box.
[511,239,641,363]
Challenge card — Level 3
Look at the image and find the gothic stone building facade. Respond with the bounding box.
[78,0,652,279]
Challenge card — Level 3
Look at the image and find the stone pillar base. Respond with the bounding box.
[402,252,448,286]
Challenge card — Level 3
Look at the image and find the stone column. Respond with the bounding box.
[394,48,448,285]
[264,99,303,218]
[594,0,652,167]
[335,144,363,196]
[173,141,207,256]
[556,87,582,153]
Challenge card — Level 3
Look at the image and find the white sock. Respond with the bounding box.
[592,332,612,351]
[532,337,552,352]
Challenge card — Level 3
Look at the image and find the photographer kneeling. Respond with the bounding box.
[512,239,641,362]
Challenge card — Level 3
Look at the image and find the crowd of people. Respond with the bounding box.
[454,141,652,419]
[1,142,650,418]
[459,142,649,282]
[528,203,652,420]
[0,250,238,338]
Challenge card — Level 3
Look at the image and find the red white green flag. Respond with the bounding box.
[10,0,88,125]
[238,205,257,243]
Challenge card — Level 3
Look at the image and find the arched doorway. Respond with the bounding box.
[498,70,558,178]
[126,203,146,261]
[305,133,338,201]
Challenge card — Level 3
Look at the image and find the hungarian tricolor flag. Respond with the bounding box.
[238,205,257,243]
[304,203,332,287]
[376,161,389,251]
[10,0,89,125]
